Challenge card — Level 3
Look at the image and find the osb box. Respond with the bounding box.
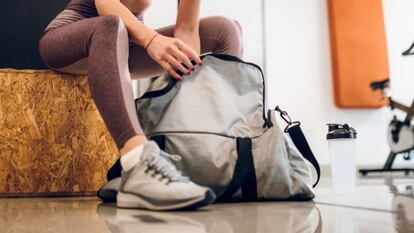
[0,69,118,197]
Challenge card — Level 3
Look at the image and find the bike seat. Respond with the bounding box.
[370,79,390,91]
[402,41,414,56]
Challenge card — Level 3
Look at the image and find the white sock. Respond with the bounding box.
[120,143,145,171]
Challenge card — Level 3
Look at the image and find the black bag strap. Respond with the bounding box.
[217,138,257,202]
[219,106,320,201]
[274,106,321,188]
[241,139,258,201]
[150,135,258,202]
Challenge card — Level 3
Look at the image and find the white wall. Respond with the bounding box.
[145,0,264,66]
[264,0,414,165]
[133,0,265,96]
[199,0,264,67]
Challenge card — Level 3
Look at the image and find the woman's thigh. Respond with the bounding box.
[39,16,122,75]
[40,15,243,79]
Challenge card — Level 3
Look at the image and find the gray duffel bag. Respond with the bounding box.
[134,54,320,202]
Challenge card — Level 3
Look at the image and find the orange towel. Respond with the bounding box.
[328,0,389,108]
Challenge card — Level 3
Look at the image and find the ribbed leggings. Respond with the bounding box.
[39,15,243,149]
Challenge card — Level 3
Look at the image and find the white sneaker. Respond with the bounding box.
[116,141,216,210]
[98,177,121,203]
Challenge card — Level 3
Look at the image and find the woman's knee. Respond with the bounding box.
[201,16,244,57]
[94,15,128,39]
[88,15,130,61]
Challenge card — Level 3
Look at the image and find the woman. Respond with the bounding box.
[39,0,243,210]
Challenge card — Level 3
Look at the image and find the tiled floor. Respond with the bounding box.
[1,174,413,233]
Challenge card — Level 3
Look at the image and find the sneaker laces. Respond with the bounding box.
[145,153,189,183]
[160,151,182,162]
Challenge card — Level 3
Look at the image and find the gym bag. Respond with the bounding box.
[135,54,320,201]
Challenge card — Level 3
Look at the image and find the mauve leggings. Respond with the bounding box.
[39,15,243,149]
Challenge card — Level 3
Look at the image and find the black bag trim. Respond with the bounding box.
[106,158,122,181]
[137,78,178,100]
[151,135,166,150]
[217,138,257,202]
[135,54,269,124]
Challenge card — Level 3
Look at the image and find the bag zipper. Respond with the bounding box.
[149,131,263,140]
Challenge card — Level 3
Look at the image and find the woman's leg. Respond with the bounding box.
[128,16,243,79]
[39,15,146,153]
[39,15,216,209]
[102,16,243,179]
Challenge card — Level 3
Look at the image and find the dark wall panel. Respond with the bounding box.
[0,0,69,69]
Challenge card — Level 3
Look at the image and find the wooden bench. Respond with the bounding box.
[0,69,118,197]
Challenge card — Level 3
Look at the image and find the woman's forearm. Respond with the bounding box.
[174,0,201,54]
[175,0,200,33]
[95,0,157,47]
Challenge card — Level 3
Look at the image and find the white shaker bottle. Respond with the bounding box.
[327,124,358,193]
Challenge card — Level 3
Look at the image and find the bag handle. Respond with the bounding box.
[274,106,321,188]
[216,138,257,202]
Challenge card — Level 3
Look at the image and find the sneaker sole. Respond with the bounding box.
[116,189,216,211]
[97,187,117,203]
[97,178,122,203]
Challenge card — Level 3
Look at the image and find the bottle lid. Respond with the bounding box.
[326,124,357,139]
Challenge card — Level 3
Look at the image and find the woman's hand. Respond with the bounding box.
[145,34,203,81]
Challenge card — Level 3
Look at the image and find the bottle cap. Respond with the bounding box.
[326,124,357,139]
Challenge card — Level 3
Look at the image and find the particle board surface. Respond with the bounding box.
[328,0,389,108]
[0,69,118,196]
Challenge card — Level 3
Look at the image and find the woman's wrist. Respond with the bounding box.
[131,28,158,47]
[142,31,158,47]
[174,28,198,38]
[144,33,160,50]
[174,31,200,55]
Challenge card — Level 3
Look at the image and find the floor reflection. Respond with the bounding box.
[0,198,108,233]
[386,177,414,233]
[316,176,414,233]
[1,176,413,233]
[97,202,321,233]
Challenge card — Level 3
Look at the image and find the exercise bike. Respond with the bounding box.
[359,79,414,176]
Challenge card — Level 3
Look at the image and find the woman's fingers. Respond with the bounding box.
[147,35,204,80]
[172,48,194,71]
[165,54,189,75]
[160,60,183,81]
[176,40,203,65]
